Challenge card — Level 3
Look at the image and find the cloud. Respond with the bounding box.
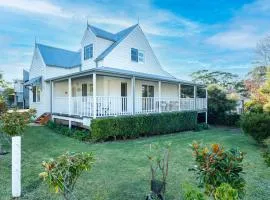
[205,0,270,50]
[0,0,71,18]
[206,30,261,50]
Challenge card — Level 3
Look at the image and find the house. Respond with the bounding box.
[25,23,207,127]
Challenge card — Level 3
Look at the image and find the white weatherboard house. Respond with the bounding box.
[26,24,207,127]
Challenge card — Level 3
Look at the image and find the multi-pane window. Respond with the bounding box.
[32,85,41,103]
[131,48,144,63]
[84,44,93,60]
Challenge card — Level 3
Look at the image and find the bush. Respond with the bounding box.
[91,111,197,141]
[190,142,245,198]
[207,84,237,126]
[39,152,94,200]
[244,101,264,113]
[180,183,206,200]
[223,113,241,127]
[240,112,270,143]
[214,183,238,200]
[46,121,90,141]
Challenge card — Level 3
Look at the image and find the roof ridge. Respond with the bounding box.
[36,43,79,54]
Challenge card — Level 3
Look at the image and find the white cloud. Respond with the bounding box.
[206,30,261,50]
[0,0,71,18]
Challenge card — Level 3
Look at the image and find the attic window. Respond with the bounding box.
[131,48,138,62]
[84,44,93,60]
[131,48,144,63]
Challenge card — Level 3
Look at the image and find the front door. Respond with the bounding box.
[121,82,127,112]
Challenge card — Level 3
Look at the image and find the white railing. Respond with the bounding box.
[53,97,69,114]
[196,98,207,110]
[53,96,207,117]
[96,96,132,116]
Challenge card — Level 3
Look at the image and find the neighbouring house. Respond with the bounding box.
[23,70,30,108]
[25,23,207,127]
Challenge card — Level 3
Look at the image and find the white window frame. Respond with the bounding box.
[84,44,93,60]
[138,50,144,63]
[32,85,41,103]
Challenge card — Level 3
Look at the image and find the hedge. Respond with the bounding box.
[91,111,197,141]
[241,112,270,143]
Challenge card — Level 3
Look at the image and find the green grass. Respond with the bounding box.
[0,126,269,200]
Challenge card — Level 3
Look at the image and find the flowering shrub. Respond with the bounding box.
[190,141,245,198]
[0,109,36,136]
[39,152,94,200]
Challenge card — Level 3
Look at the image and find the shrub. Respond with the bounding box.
[0,109,36,136]
[240,112,270,143]
[39,152,94,200]
[180,183,206,200]
[46,121,90,141]
[190,142,245,198]
[91,111,197,141]
[214,183,238,200]
[244,101,264,113]
[207,84,237,125]
[262,138,270,167]
[223,113,241,127]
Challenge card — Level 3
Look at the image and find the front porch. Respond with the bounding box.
[48,67,207,126]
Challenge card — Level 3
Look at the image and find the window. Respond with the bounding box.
[131,48,138,62]
[138,50,144,63]
[142,85,154,97]
[82,84,87,96]
[84,44,93,60]
[32,85,41,103]
[131,48,144,63]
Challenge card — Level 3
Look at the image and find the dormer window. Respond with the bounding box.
[84,44,93,60]
[131,48,144,63]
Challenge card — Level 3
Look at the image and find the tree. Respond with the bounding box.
[207,84,237,124]
[190,70,245,95]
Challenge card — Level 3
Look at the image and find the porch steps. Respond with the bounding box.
[35,113,51,125]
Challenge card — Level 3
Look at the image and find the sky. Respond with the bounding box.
[0,0,269,82]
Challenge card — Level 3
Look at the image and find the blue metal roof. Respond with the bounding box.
[88,25,117,41]
[36,43,81,68]
[24,76,42,86]
[92,24,138,61]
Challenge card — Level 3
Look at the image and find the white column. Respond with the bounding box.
[158,81,161,113]
[93,73,97,119]
[131,77,135,115]
[205,88,208,124]
[51,81,54,113]
[68,78,71,116]
[194,85,197,110]
[178,83,181,111]
[12,136,21,198]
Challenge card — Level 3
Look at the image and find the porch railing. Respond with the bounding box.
[53,96,207,117]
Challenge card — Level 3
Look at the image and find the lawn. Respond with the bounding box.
[0,126,270,200]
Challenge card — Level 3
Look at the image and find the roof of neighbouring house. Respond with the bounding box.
[36,43,81,68]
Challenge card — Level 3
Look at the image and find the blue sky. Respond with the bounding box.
[0,0,269,81]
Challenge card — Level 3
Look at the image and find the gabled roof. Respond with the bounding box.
[88,24,138,61]
[36,43,81,68]
[88,25,116,41]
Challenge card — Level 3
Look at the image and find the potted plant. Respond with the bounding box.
[147,142,171,200]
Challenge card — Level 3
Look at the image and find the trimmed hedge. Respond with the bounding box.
[91,111,197,141]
